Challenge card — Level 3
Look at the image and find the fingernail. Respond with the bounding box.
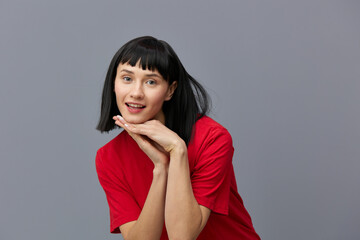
[124,123,129,128]
[117,115,122,120]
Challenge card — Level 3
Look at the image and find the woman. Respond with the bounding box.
[96,36,260,240]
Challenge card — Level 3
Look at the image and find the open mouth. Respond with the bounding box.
[126,103,146,109]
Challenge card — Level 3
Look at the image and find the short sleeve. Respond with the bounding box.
[95,149,141,233]
[191,127,234,215]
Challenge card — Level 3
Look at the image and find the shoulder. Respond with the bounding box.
[188,116,234,171]
[96,130,129,167]
[190,116,233,155]
[193,116,232,143]
[97,130,127,154]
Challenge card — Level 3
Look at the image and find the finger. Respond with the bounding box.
[112,116,161,155]
[116,116,176,152]
[116,115,136,131]
[113,116,135,137]
[122,121,154,136]
[113,115,133,130]
[113,117,125,128]
[115,116,162,137]
[126,129,157,153]
[113,116,144,140]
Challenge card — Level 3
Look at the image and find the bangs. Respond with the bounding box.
[119,38,173,81]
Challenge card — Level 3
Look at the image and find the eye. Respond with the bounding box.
[123,76,131,82]
[146,79,156,85]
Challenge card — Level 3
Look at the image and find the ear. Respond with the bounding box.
[165,81,178,101]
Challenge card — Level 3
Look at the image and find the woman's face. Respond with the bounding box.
[114,61,177,124]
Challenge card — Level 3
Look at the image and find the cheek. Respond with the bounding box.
[114,86,127,111]
[114,85,126,100]
[150,91,169,105]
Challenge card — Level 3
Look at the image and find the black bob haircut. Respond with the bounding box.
[96,36,210,145]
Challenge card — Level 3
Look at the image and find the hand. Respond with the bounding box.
[113,116,186,163]
[113,116,171,167]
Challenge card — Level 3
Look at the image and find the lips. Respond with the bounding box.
[126,102,146,109]
[125,102,146,114]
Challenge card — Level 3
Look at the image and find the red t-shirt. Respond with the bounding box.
[96,116,260,239]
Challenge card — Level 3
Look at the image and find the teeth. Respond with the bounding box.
[128,103,144,108]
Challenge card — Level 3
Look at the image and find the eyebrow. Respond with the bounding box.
[145,73,161,78]
[120,69,161,78]
[120,69,134,74]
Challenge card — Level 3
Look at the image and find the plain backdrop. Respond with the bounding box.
[1,0,359,239]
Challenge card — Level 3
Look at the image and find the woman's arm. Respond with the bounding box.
[165,141,211,240]
[117,117,212,240]
[114,116,169,240]
[120,164,168,240]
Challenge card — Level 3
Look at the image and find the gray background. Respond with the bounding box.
[1,0,359,239]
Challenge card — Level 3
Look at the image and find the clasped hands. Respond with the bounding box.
[113,115,186,167]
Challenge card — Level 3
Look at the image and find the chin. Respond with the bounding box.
[122,116,148,124]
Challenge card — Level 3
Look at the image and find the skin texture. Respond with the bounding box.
[112,63,211,240]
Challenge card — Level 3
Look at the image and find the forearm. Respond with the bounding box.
[165,143,204,240]
[125,164,168,240]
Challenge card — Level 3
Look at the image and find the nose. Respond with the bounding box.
[130,82,144,99]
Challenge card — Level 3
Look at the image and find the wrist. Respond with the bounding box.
[153,163,169,175]
[169,139,187,157]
